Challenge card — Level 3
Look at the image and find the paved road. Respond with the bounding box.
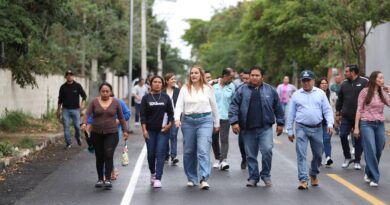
[14,126,390,205]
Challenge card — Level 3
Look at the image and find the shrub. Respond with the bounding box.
[17,137,35,149]
[0,141,15,157]
[0,110,31,132]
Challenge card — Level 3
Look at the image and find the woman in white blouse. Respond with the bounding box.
[175,65,220,190]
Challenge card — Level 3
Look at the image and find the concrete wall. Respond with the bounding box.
[366,22,390,119]
[0,69,89,118]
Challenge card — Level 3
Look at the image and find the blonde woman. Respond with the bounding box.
[175,65,220,190]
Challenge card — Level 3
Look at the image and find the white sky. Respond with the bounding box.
[153,0,243,60]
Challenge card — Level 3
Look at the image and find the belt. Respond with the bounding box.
[185,112,211,118]
[298,122,321,128]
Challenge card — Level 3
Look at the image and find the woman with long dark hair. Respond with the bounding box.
[141,75,174,188]
[316,77,335,167]
[81,82,128,190]
[354,71,390,187]
[163,73,181,165]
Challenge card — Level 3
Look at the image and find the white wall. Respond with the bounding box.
[366,22,390,119]
[0,69,89,118]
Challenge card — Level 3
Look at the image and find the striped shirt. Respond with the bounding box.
[357,88,390,122]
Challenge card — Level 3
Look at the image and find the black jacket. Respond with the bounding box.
[163,87,180,107]
[336,76,368,120]
[58,81,87,109]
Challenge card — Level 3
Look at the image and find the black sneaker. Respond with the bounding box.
[104,180,112,190]
[240,159,247,170]
[95,180,104,188]
[76,137,82,146]
[65,144,72,150]
[171,157,179,165]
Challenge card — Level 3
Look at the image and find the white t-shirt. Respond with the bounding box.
[132,85,148,104]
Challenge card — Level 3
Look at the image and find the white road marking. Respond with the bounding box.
[120,144,147,205]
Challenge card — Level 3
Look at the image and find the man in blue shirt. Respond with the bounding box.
[212,68,235,170]
[287,70,334,190]
[229,66,284,187]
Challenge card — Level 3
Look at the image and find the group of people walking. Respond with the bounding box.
[57,64,389,191]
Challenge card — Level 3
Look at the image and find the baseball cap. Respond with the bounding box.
[65,70,74,76]
[300,70,315,80]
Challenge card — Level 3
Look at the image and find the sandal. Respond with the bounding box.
[111,168,119,180]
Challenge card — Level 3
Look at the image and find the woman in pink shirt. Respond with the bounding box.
[354,71,390,187]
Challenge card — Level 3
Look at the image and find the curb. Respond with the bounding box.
[0,133,63,171]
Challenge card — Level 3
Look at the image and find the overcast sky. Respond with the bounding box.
[153,0,242,60]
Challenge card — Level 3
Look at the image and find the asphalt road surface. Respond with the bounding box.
[11,126,390,205]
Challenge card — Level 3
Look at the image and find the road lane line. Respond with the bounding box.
[120,145,147,205]
[327,174,386,205]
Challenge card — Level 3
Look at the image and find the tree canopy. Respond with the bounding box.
[0,0,187,87]
[182,0,390,85]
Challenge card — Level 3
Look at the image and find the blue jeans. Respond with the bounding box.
[242,127,273,182]
[145,130,169,180]
[62,108,81,145]
[360,121,385,183]
[181,115,213,183]
[135,103,141,122]
[322,124,332,157]
[340,118,362,162]
[295,123,323,181]
[166,125,178,158]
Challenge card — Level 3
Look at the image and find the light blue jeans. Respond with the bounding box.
[242,127,273,182]
[62,108,81,145]
[360,121,385,183]
[295,123,323,182]
[181,115,213,184]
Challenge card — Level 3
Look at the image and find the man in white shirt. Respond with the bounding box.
[132,78,148,125]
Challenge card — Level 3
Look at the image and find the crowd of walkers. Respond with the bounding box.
[57,64,389,190]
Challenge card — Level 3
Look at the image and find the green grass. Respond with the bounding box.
[17,137,35,149]
[0,110,31,132]
[0,141,15,157]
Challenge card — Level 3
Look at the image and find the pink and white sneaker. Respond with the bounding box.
[153,180,162,188]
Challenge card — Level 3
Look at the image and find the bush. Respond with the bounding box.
[17,137,35,149]
[0,141,15,157]
[0,110,31,132]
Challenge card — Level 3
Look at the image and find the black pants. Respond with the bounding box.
[92,132,119,180]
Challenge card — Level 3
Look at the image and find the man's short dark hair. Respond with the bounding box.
[222,68,233,77]
[205,70,211,74]
[346,64,359,74]
[249,66,265,76]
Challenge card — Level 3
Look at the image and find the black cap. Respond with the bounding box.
[65,70,74,76]
[300,70,315,80]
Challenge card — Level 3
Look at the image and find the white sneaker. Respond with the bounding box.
[369,181,378,187]
[187,181,195,187]
[364,174,371,183]
[219,161,230,170]
[354,163,361,170]
[135,122,140,126]
[213,161,220,168]
[342,159,353,168]
[200,181,209,190]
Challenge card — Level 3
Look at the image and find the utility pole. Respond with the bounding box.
[141,0,147,79]
[157,39,162,76]
[81,14,86,76]
[128,0,134,130]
